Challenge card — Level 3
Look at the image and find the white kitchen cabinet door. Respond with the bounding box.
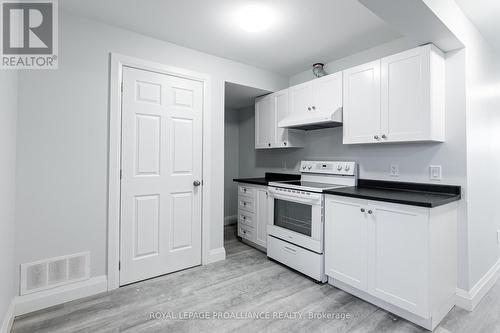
[343,60,381,144]
[312,71,343,115]
[255,95,275,148]
[274,89,289,147]
[325,196,368,291]
[381,45,444,142]
[368,202,429,317]
[289,81,313,115]
[255,187,269,248]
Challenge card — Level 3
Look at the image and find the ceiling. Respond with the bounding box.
[225,82,270,110]
[455,0,500,53]
[59,0,401,76]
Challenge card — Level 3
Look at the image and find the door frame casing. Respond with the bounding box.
[108,53,212,291]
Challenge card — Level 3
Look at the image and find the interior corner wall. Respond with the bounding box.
[224,107,240,223]
[423,0,500,290]
[0,71,18,326]
[15,9,288,282]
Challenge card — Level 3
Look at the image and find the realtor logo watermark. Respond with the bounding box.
[1,0,58,69]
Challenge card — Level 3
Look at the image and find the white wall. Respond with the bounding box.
[289,37,418,85]
[239,39,469,288]
[15,10,288,279]
[424,0,500,289]
[0,71,18,326]
[224,108,240,223]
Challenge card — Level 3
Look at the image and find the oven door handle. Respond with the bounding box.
[269,192,322,205]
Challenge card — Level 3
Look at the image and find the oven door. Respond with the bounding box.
[267,187,323,253]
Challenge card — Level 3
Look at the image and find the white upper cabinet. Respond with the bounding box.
[343,44,445,144]
[343,60,381,144]
[274,89,291,146]
[255,89,304,149]
[255,95,275,148]
[289,71,343,115]
[289,81,313,115]
[313,71,343,115]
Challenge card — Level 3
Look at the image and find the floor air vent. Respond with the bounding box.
[21,252,90,295]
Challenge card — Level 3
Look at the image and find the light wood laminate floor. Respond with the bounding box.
[12,225,500,332]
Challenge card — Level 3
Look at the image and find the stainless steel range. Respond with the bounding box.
[267,160,357,282]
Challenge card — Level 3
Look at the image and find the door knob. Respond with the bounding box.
[193,180,201,186]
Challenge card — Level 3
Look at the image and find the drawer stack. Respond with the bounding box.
[237,185,256,242]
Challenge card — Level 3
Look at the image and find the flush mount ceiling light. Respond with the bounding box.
[236,5,274,32]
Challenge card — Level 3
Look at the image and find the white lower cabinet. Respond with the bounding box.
[237,184,269,249]
[325,195,457,330]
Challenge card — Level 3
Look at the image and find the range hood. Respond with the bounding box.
[278,107,343,130]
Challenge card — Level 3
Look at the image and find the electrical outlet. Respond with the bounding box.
[390,164,399,177]
[429,165,442,180]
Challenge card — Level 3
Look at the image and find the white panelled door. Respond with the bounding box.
[120,66,203,285]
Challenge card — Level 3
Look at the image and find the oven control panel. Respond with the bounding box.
[300,161,356,176]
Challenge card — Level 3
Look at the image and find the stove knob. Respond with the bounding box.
[302,165,307,170]
[307,165,312,170]
[337,164,342,171]
[345,165,350,171]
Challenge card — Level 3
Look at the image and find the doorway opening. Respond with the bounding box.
[223,81,271,248]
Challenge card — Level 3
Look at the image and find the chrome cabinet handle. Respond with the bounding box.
[374,135,379,140]
[193,180,201,186]
[381,134,387,139]
[360,208,365,212]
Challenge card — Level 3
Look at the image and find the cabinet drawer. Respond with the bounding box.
[238,196,255,213]
[267,236,325,282]
[238,209,255,228]
[239,185,255,197]
[238,224,255,241]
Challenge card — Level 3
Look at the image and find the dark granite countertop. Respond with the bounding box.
[324,179,461,208]
[233,172,300,186]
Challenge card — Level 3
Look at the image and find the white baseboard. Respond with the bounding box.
[205,247,226,264]
[224,215,237,226]
[455,257,500,311]
[15,275,107,316]
[0,299,15,333]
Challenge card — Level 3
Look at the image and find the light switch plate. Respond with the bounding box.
[390,164,399,177]
[429,165,442,180]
